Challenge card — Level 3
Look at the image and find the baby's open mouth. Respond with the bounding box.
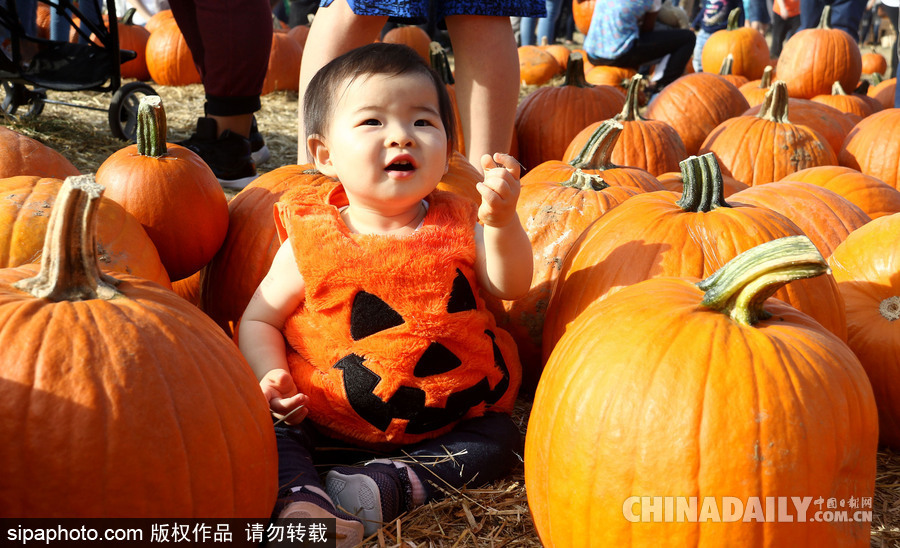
[387,160,414,171]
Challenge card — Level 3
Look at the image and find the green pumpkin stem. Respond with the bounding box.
[817,5,833,29]
[616,74,644,122]
[727,7,742,30]
[676,153,731,212]
[121,7,136,25]
[429,42,455,85]
[562,168,610,191]
[757,80,790,123]
[136,95,167,158]
[697,236,827,325]
[567,119,623,170]
[14,175,120,302]
[563,52,591,88]
[718,54,735,76]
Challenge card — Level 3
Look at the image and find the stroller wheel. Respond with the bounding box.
[1,82,45,120]
[108,82,159,142]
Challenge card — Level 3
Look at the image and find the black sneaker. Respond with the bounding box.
[178,117,258,190]
[249,115,271,166]
[325,462,413,537]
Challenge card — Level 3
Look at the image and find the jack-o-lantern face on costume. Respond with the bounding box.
[277,184,522,448]
[336,269,511,436]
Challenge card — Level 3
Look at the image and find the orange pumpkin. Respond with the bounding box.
[528,236,877,547]
[95,96,227,281]
[584,65,636,93]
[811,81,882,118]
[0,127,80,179]
[518,45,561,86]
[564,75,687,177]
[861,51,888,76]
[646,72,750,156]
[701,8,771,80]
[0,176,278,517]
[145,8,174,34]
[514,53,625,170]
[0,175,171,289]
[776,5,862,98]
[542,153,849,359]
[828,213,900,449]
[840,108,900,190]
[716,53,750,88]
[729,180,871,257]
[261,31,302,94]
[779,165,900,219]
[656,169,749,196]
[699,81,838,185]
[572,0,596,35]
[382,25,432,64]
[743,97,857,156]
[867,76,896,109]
[145,18,202,86]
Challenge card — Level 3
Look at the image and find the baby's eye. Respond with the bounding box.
[362,119,381,126]
[414,119,433,127]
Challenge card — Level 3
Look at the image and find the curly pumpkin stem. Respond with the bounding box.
[136,95,167,158]
[718,54,735,76]
[14,175,120,302]
[563,52,591,88]
[562,168,610,191]
[727,7,742,30]
[567,119,623,170]
[697,236,827,325]
[757,80,790,123]
[429,42,455,85]
[676,153,731,212]
[817,5,833,29]
[616,74,645,122]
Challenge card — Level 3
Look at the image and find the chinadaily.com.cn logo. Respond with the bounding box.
[623,496,873,523]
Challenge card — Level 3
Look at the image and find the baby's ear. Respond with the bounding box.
[307,134,337,177]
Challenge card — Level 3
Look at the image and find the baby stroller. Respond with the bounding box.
[0,0,157,141]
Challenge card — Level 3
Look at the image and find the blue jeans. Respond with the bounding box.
[800,0,866,41]
[692,29,711,72]
[0,0,37,41]
[743,0,770,25]
[274,411,522,504]
[519,0,563,45]
[49,0,102,43]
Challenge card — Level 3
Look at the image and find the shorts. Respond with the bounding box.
[319,0,546,18]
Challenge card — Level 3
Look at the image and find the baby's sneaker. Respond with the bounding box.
[276,485,364,548]
[325,462,413,537]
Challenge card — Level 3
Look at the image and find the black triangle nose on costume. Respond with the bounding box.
[413,342,462,377]
[350,290,405,340]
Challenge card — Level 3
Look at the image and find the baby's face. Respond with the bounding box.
[317,71,450,213]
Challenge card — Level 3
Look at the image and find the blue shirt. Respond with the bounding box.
[583,0,661,59]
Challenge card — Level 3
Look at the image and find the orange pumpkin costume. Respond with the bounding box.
[274,181,522,449]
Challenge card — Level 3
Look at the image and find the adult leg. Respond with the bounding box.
[692,29,711,72]
[800,0,823,31]
[535,0,563,44]
[295,0,387,161]
[444,15,520,171]
[886,4,899,77]
[519,16,537,45]
[770,12,789,57]
[827,0,867,40]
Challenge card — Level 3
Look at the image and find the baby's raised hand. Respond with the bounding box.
[477,153,522,228]
[259,368,308,425]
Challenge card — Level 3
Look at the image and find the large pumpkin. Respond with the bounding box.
[828,213,900,449]
[95,96,228,281]
[779,165,900,219]
[699,81,837,185]
[261,31,303,94]
[542,153,849,359]
[145,18,202,86]
[527,236,877,547]
[776,5,862,99]
[0,176,278,517]
[0,127,80,179]
[743,98,857,157]
[839,107,900,191]
[0,175,171,289]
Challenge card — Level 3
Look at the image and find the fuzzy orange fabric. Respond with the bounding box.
[274,181,521,448]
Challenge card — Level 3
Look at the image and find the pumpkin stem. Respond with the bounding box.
[817,5,833,29]
[429,42,455,85]
[562,168,610,191]
[13,175,120,302]
[880,297,900,321]
[718,54,735,76]
[697,236,827,325]
[831,80,847,95]
[757,80,790,123]
[121,7,136,25]
[759,65,773,88]
[136,95,167,158]
[727,7,742,30]
[567,119,623,170]
[676,153,731,212]
[616,74,644,122]
[563,52,591,88]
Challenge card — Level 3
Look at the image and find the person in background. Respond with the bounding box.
[770,0,801,56]
[295,0,545,175]
[880,0,898,76]
[583,0,696,95]
[801,0,867,40]
[743,0,771,31]
[169,0,272,189]
[49,0,101,43]
[692,0,743,71]
[519,0,563,45]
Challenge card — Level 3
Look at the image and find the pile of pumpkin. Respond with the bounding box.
[1,8,899,546]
